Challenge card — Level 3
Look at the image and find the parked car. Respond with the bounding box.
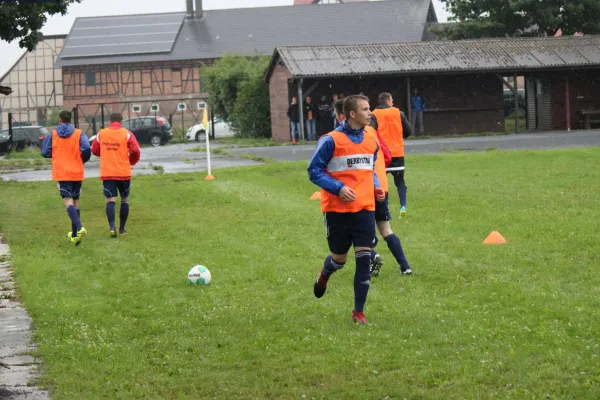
[0,126,50,153]
[121,116,173,147]
[186,117,234,142]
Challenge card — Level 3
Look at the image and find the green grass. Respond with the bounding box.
[1,148,599,399]
[5,146,45,159]
[0,158,50,173]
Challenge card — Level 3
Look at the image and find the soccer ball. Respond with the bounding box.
[188,265,211,285]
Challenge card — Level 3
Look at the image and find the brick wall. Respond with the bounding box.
[269,62,292,142]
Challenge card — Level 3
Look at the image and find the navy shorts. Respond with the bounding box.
[375,193,392,222]
[57,181,82,200]
[323,210,376,255]
[103,180,131,199]
[387,157,405,178]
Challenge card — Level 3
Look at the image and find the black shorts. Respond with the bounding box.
[57,181,82,200]
[375,194,392,222]
[387,157,405,177]
[103,180,131,199]
[324,210,376,255]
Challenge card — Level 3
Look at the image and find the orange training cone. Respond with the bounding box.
[483,231,507,244]
[310,191,321,200]
[205,174,215,181]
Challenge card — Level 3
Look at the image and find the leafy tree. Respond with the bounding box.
[434,0,600,40]
[0,0,81,51]
[202,55,272,138]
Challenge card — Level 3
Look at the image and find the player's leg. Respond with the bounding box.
[377,220,412,275]
[370,194,390,277]
[71,181,86,241]
[118,180,131,235]
[392,158,407,216]
[350,210,377,324]
[387,157,407,215]
[60,182,84,245]
[314,212,351,299]
[103,181,118,237]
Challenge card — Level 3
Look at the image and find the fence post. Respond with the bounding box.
[100,104,105,129]
[92,117,97,136]
[7,112,13,153]
[210,106,215,140]
[72,108,79,128]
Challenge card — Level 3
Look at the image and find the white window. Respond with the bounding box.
[177,103,187,111]
[150,104,160,112]
[132,104,141,112]
[197,101,207,110]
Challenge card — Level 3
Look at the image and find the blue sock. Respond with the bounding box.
[119,202,129,232]
[385,234,410,271]
[66,205,82,234]
[398,185,407,208]
[321,255,344,279]
[106,202,116,231]
[71,208,80,235]
[354,250,372,313]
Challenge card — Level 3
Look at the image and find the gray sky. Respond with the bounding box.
[0,0,451,77]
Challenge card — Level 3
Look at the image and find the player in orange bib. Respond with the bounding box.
[368,123,413,276]
[41,110,91,246]
[371,92,412,217]
[308,95,386,325]
[91,113,141,237]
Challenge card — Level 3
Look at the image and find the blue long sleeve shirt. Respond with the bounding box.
[41,124,91,163]
[308,121,380,196]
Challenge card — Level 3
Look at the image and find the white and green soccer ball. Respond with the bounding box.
[188,265,211,285]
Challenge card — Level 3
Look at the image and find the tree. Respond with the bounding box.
[202,55,272,138]
[434,0,600,40]
[0,0,81,51]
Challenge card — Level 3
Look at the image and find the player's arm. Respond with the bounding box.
[40,134,52,158]
[91,132,101,157]
[308,135,344,195]
[401,111,412,138]
[373,143,381,190]
[376,130,392,167]
[80,133,91,163]
[373,144,385,202]
[127,131,141,166]
[369,114,378,131]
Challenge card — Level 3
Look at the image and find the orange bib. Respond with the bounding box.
[52,129,84,181]
[372,107,404,157]
[320,127,378,213]
[97,127,131,178]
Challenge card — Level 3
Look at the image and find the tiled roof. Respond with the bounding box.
[56,0,435,67]
[267,35,600,79]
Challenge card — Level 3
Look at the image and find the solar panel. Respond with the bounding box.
[60,13,185,59]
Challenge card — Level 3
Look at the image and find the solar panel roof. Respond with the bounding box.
[59,12,185,58]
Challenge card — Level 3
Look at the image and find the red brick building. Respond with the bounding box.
[55,0,439,136]
[265,36,600,141]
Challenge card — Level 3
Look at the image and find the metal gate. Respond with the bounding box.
[74,98,215,142]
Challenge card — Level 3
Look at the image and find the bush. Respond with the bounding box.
[202,55,271,138]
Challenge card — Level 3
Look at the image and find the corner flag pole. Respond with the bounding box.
[204,107,215,180]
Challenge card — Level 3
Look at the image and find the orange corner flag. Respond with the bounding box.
[310,191,321,200]
[205,174,215,181]
[483,231,507,245]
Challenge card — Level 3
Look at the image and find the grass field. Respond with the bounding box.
[0,148,599,399]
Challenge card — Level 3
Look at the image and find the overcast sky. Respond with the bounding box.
[0,0,451,77]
